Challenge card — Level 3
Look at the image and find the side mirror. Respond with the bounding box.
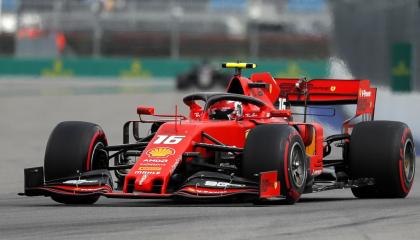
[270,109,291,118]
[137,106,155,115]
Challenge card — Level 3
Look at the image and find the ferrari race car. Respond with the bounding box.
[176,61,231,90]
[22,63,416,205]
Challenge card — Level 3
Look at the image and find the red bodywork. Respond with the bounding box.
[121,72,376,196]
[24,70,377,200]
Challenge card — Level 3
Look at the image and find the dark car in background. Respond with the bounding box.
[176,61,231,90]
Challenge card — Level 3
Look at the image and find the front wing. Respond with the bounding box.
[22,167,282,201]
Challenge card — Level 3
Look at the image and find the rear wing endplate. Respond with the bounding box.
[274,78,377,133]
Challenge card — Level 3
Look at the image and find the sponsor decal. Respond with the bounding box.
[75,187,107,192]
[183,187,231,194]
[138,166,162,171]
[139,162,166,166]
[170,157,182,174]
[308,84,329,91]
[360,89,371,97]
[138,175,148,185]
[245,113,257,118]
[146,147,175,158]
[204,181,245,188]
[63,179,98,185]
[312,169,322,176]
[330,85,336,92]
[143,159,168,163]
[358,98,368,110]
[153,135,185,144]
[194,189,228,194]
[134,171,161,175]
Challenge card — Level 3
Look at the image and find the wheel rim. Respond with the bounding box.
[403,139,415,183]
[91,142,108,170]
[290,142,306,188]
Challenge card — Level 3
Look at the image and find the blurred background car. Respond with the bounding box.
[176,60,231,90]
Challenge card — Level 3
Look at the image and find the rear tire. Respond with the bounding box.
[44,121,108,204]
[242,124,307,204]
[349,121,415,198]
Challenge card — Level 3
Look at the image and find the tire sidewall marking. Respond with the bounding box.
[283,141,290,191]
[284,131,304,200]
[399,128,414,193]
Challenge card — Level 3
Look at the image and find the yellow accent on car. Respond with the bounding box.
[222,63,257,69]
[146,147,175,158]
[138,166,162,171]
[305,128,316,156]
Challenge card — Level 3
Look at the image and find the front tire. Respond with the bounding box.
[349,121,415,198]
[242,124,307,204]
[44,121,109,204]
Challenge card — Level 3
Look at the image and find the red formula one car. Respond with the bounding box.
[22,63,416,204]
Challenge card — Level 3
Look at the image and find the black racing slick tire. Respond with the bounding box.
[176,75,190,90]
[242,124,307,204]
[349,121,416,198]
[44,121,108,204]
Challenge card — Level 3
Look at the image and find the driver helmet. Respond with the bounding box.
[209,101,243,120]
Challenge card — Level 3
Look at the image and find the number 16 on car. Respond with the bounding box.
[153,135,185,145]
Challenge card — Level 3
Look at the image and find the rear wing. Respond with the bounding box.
[224,65,376,133]
[275,78,374,105]
[243,73,376,120]
[274,78,377,132]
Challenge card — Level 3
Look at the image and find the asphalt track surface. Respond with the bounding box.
[1,79,420,240]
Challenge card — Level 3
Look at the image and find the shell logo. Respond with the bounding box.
[146,147,175,158]
[330,85,336,92]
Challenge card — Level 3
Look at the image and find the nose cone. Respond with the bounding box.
[125,144,189,193]
[123,122,196,193]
